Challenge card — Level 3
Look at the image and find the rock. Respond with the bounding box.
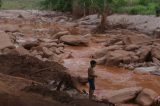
[123,34,150,45]
[136,46,152,62]
[53,31,69,39]
[93,45,123,59]
[153,28,160,39]
[55,48,61,55]
[105,37,122,46]
[60,35,89,46]
[38,38,55,43]
[136,88,158,106]
[103,87,143,104]
[77,77,88,85]
[0,32,14,50]
[48,54,60,62]
[151,46,160,60]
[22,41,39,50]
[134,66,158,73]
[96,56,106,65]
[59,52,72,59]
[57,43,65,47]
[105,50,136,65]
[42,47,53,57]
[125,44,140,51]
[31,50,38,56]
[40,42,58,48]
[3,47,30,56]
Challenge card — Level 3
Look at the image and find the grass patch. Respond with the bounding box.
[1,0,44,10]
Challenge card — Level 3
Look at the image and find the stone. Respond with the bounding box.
[153,28,160,39]
[40,42,58,48]
[151,46,160,60]
[103,87,143,104]
[60,35,89,46]
[22,41,39,50]
[0,32,14,50]
[4,47,30,56]
[136,88,158,106]
[42,47,53,57]
[123,34,150,45]
[93,45,123,59]
[53,31,69,39]
[105,50,136,65]
[125,44,140,51]
[136,46,152,62]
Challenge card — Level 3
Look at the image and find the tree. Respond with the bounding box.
[41,0,111,33]
[0,0,2,8]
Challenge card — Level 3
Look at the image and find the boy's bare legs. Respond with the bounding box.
[89,89,94,100]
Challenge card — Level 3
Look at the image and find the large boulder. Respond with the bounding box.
[123,34,150,45]
[0,32,14,50]
[93,45,123,59]
[136,88,158,106]
[60,35,89,46]
[105,50,137,65]
[103,87,143,104]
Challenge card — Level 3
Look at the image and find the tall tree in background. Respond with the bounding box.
[0,0,2,8]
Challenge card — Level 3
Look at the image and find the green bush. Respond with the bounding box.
[40,0,160,15]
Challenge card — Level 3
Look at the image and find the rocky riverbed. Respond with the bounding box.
[0,10,159,106]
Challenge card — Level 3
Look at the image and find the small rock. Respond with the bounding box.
[60,35,89,46]
[53,31,69,39]
[42,47,53,57]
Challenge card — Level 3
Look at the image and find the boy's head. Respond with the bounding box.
[90,60,97,68]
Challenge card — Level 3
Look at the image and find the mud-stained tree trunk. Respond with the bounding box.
[98,0,108,33]
[72,0,83,18]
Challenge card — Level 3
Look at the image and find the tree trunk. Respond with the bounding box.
[99,0,108,33]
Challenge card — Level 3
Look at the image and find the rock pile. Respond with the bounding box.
[93,29,160,71]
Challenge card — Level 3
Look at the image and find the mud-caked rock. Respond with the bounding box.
[0,32,14,50]
[3,47,30,56]
[125,44,140,51]
[103,87,143,104]
[53,31,69,39]
[22,41,39,50]
[60,35,89,46]
[151,46,160,60]
[105,50,136,65]
[136,88,158,106]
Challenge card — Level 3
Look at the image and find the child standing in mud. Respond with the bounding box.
[88,60,97,100]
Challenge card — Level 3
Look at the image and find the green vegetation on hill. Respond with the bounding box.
[41,0,160,15]
[0,0,160,15]
[1,0,44,10]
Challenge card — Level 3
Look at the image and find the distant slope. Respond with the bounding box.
[1,0,44,10]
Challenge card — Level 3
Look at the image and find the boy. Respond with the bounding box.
[88,60,97,100]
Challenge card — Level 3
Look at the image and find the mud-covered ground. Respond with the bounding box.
[0,10,159,106]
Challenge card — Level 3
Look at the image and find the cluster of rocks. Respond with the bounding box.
[101,87,159,106]
[94,29,160,71]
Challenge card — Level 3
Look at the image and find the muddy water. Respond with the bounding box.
[63,38,160,98]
